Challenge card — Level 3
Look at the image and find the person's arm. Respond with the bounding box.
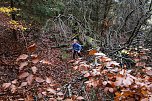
[78,44,82,53]
[72,43,75,52]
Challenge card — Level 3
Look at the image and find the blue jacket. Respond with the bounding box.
[72,43,82,52]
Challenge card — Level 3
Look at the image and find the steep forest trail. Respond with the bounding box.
[0,13,83,100]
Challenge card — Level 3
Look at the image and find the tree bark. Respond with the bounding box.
[11,0,17,40]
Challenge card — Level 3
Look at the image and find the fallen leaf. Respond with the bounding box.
[84,72,91,78]
[145,67,152,70]
[73,66,78,70]
[25,95,33,101]
[11,84,17,93]
[64,99,73,101]
[115,77,123,86]
[109,88,114,93]
[68,60,75,63]
[38,93,43,98]
[16,54,28,61]
[103,81,108,86]
[77,96,84,100]
[79,64,89,71]
[27,43,36,52]
[18,98,24,101]
[46,77,52,84]
[19,62,28,70]
[94,52,106,56]
[31,66,37,74]
[100,57,111,62]
[140,98,148,101]
[57,97,64,100]
[106,61,119,67]
[40,60,51,65]
[47,88,56,94]
[26,74,34,85]
[57,92,64,96]
[12,79,17,84]
[35,77,44,83]
[104,87,109,93]
[19,72,29,79]
[146,70,152,76]
[20,82,27,87]
[89,49,97,55]
[2,83,11,89]
[42,91,47,95]
[123,76,133,87]
[149,96,152,101]
[49,98,57,101]
[31,54,39,64]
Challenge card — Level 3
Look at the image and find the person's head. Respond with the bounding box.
[73,39,77,43]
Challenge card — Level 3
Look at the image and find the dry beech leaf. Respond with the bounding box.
[2,83,11,89]
[19,72,29,79]
[49,98,57,101]
[64,99,73,101]
[20,82,27,87]
[18,98,24,101]
[106,61,119,67]
[71,95,77,100]
[57,92,64,96]
[146,70,152,76]
[84,72,91,78]
[38,93,43,98]
[11,84,17,93]
[31,66,37,74]
[100,57,111,62]
[47,88,56,94]
[109,88,114,93]
[27,43,36,52]
[16,54,28,61]
[42,91,47,96]
[77,96,84,100]
[89,49,97,55]
[68,60,75,63]
[122,76,133,87]
[12,79,17,84]
[35,77,44,83]
[115,77,123,86]
[19,62,28,70]
[103,81,108,86]
[104,87,109,93]
[32,58,39,64]
[145,67,152,70]
[31,54,39,64]
[57,97,64,100]
[79,64,89,71]
[140,98,149,101]
[40,60,51,65]
[94,52,106,56]
[25,95,33,101]
[149,96,152,101]
[26,74,34,85]
[46,77,52,84]
[73,66,78,70]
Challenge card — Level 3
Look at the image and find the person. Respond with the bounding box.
[72,39,82,59]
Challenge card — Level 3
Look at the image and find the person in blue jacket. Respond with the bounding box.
[72,39,82,59]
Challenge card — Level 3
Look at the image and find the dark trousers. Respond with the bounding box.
[73,50,82,59]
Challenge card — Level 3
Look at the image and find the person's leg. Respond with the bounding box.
[73,50,76,59]
[77,52,82,58]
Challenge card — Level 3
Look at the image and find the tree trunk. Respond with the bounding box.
[11,0,17,40]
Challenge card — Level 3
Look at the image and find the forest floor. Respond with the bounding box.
[0,13,152,101]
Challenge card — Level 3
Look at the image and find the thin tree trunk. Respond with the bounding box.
[11,0,17,40]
